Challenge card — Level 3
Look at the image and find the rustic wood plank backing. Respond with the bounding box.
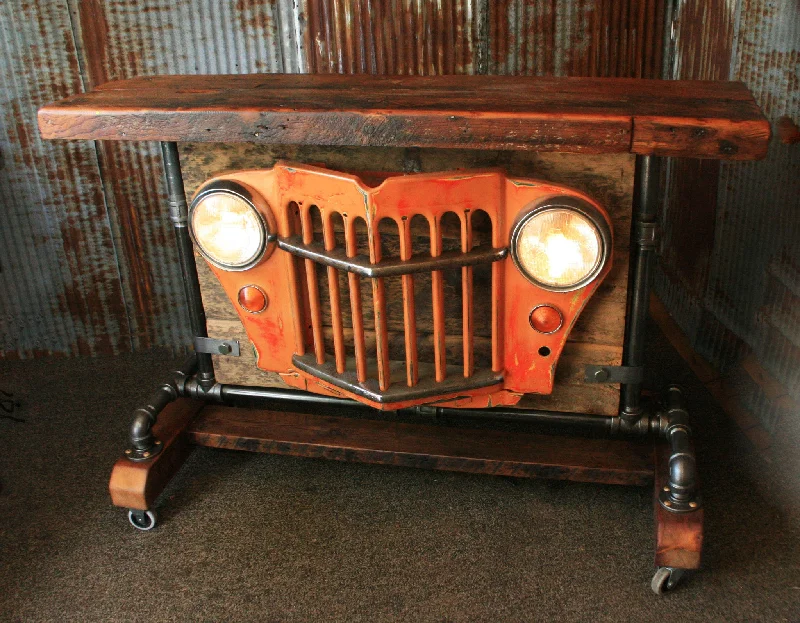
[188,405,655,486]
[185,145,634,416]
[38,75,770,160]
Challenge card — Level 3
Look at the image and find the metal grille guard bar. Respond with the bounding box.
[292,354,503,404]
[278,236,507,278]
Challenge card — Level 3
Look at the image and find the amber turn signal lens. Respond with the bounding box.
[529,305,563,333]
[191,192,266,269]
[512,207,603,290]
[238,285,268,313]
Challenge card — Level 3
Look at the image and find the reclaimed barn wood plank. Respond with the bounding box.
[188,405,654,485]
[38,75,769,159]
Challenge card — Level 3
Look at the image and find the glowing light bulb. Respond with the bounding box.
[191,192,266,269]
[512,206,604,289]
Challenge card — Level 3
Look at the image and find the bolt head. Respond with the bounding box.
[689,501,698,509]
[218,342,233,355]
[594,369,610,382]
[664,499,672,507]
[124,449,132,455]
[143,451,151,458]
[663,486,670,492]
[155,440,162,445]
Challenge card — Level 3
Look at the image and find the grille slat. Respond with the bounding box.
[369,225,391,391]
[399,217,419,387]
[462,213,474,379]
[344,217,368,383]
[430,216,447,383]
[491,257,504,373]
[286,254,307,357]
[301,207,326,365]
[322,214,346,374]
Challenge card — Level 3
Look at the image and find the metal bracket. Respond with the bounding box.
[194,336,240,357]
[584,365,644,384]
[636,221,659,250]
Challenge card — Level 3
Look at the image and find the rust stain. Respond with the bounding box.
[491,0,666,78]
[306,0,478,75]
[79,0,112,88]
[674,0,735,80]
[235,0,276,30]
[776,116,800,144]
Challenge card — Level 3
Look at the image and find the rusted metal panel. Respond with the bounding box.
[67,0,306,351]
[0,0,129,358]
[2,0,307,358]
[305,0,668,78]
[490,0,667,78]
[305,0,489,74]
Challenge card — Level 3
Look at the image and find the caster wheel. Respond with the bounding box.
[128,509,157,531]
[651,566,685,595]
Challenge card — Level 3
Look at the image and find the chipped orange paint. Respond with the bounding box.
[196,163,613,411]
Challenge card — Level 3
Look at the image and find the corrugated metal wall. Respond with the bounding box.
[69,0,305,352]
[655,0,799,434]
[0,1,126,357]
[1,1,796,431]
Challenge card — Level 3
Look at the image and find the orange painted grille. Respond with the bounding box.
[196,164,613,411]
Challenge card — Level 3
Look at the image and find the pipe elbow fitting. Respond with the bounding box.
[130,407,156,451]
[668,452,697,495]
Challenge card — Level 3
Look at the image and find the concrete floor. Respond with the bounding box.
[1,322,798,622]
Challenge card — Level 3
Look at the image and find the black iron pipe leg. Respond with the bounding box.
[125,357,196,462]
[160,141,215,389]
[620,154,661,422]
[124,142,217,462]
[658,385,701,513]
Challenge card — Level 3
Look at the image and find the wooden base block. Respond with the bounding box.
[187,405,654,486]
[654,442,704,569]
[109,398,205,510]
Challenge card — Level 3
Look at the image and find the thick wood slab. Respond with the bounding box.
[187,405,654,486]
[38,75,769,160]
[654,441,703,569]
[109,398,205,510]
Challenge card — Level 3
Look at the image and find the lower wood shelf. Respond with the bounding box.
[186,405,655,487]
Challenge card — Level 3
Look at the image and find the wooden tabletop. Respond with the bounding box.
[38,74,770,160]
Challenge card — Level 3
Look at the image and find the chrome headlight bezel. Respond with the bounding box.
[189,180,276,271]
[510,195,612,292]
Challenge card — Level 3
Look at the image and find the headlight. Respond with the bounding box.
[189,181,273,270]
[511,196,611,291]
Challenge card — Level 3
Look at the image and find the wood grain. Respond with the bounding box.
[38,75,769,160]
[108,398,205,510]
[654,441,703,569]
[188,405,654,486]
[185,146,633,415]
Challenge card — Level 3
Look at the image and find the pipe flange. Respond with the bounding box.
[659,488,702,513]
[124,439,163,462]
